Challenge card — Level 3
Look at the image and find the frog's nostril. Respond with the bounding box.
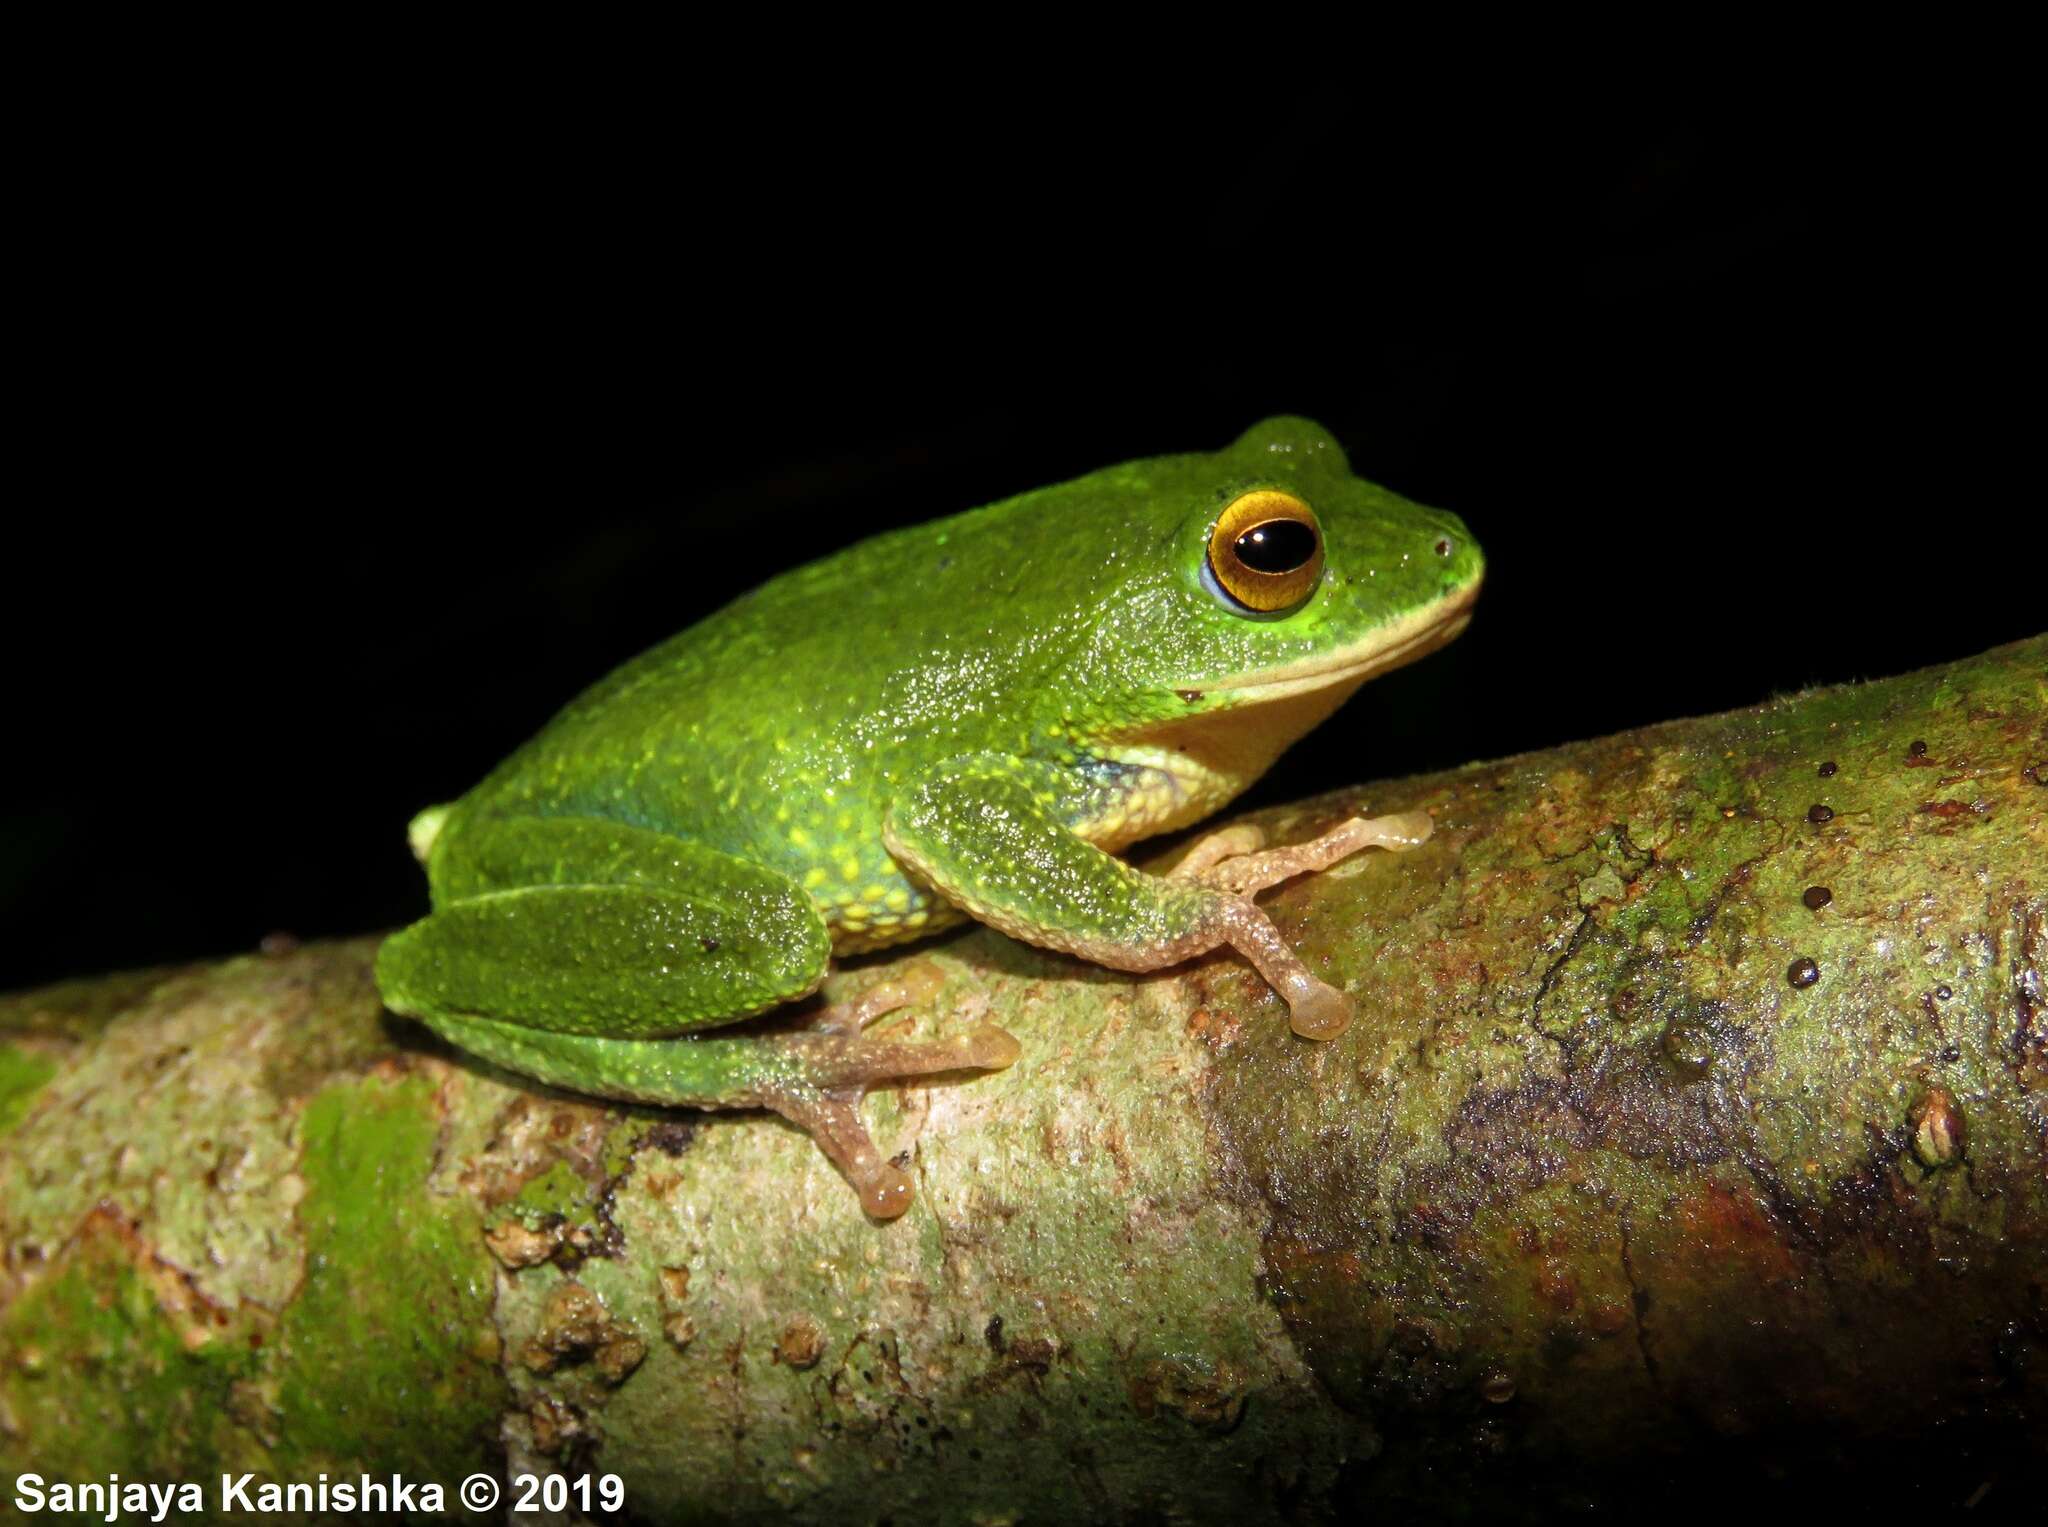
[1433,537,1454,557]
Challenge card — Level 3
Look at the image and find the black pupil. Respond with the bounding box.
[1234,519,1317,574]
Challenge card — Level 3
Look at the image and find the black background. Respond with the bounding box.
[5,91,2039,993]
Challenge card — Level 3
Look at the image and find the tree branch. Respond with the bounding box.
[1,637,2042,1518]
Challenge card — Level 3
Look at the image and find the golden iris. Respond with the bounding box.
[1207,490,1324,612]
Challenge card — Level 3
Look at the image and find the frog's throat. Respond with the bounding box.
[1196,579,1480,706]
[1081,579,1481,851]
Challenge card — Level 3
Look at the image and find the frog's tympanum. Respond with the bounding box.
[377,418,1484,1216]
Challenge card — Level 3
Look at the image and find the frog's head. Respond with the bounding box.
[1060,415,1484,788]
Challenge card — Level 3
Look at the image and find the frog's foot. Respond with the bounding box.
[1169,811,1434,1039]
[1167,822,1270,880]
[1178,894,1356,1040]
[758,967,1021,1220]
[1185,809,1433,897]
[1149,812,1434,1039]
[405,962,1017,1222]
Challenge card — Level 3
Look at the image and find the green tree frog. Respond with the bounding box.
[377,418,1483,1217]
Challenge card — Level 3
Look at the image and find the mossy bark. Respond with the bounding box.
[1,638,2042,1521]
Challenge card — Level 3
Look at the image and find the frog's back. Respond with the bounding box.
[442,490,1111,897]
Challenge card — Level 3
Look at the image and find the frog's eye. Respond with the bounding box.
[1206,490,1325,613]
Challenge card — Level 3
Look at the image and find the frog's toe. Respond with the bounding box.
[888,960,948,1008]
[969,1023,1023,1070]
[860,1162,916,1220]
[758,982,1020,1217]
[809,960,948,1037]
[771,1085,916,1219]
[1196,809,1437,897]
[1167,822,1269,880]
[799,1016,1020,1090]
[1287,982,1354,1041]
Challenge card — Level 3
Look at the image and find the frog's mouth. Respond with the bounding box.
[1200,579,1481,706]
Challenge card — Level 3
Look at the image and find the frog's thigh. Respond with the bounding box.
[884,769,1354,1039]
[378,820,830,1038]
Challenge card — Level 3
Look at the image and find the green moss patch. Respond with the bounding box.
[272,1073,508,1481]
[0,1042,56,1135]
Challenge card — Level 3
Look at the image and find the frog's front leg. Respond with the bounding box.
[375,816,1018,1218]
[884,762,1387,1040]
[1165,822,1270,880]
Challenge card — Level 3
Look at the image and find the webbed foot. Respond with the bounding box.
[1170,810,1434,1039]
[758,966,1020,1219]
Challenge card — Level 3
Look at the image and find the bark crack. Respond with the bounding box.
[1614,1208,1662,1394]
[1528,907,1597,1060]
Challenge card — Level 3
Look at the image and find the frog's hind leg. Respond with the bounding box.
[748,967,1020,1218]
[377,814,1018,1218]
[421,970,1017,1219]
